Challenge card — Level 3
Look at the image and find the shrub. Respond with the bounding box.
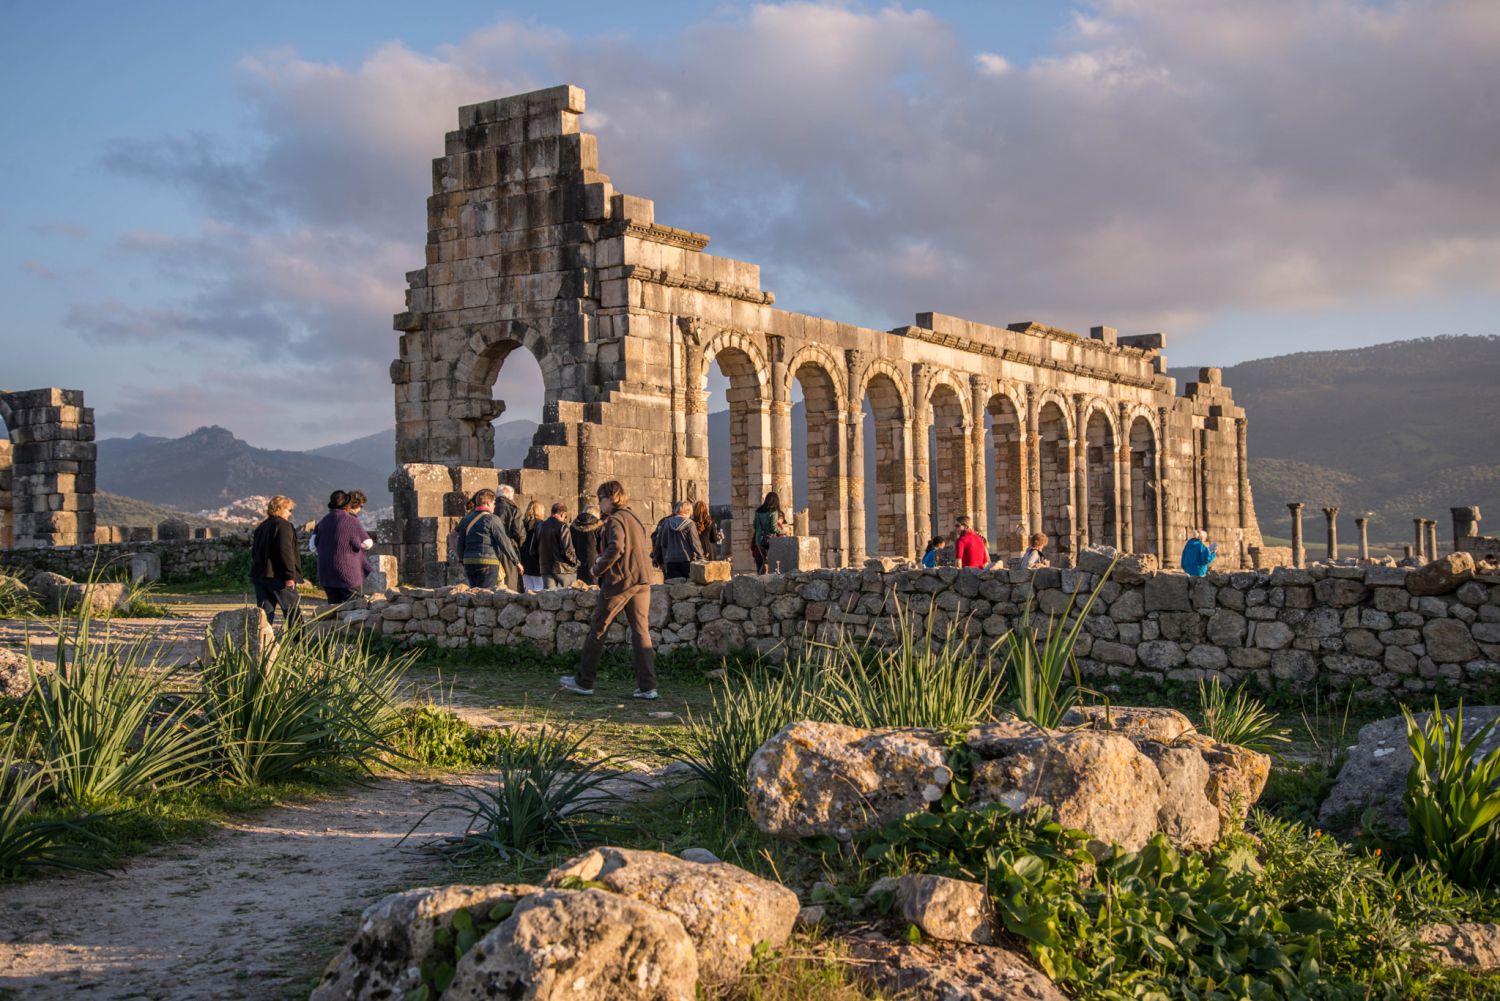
[1401,702,1500,891]
[0,574,40,618]
[1198,677,1291,752]
[414,722,623,865]
[392,704,516,770]
[29,618,209,808]
[998,574,1109,728]
[198,628,406,785]
[0,730,110,877]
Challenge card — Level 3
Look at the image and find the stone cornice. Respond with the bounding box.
[621,265,775,305]
[611,220,712,251]
[892,324,1162,391]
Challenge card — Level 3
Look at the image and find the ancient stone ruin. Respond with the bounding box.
[0,388,96,549]
[381,84,1261,584]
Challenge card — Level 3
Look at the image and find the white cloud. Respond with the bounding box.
[77,0,1500,445]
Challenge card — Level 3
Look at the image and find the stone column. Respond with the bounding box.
[845,349,867,564]
[1117,402,1133,554]
[1404,544,1414,562]
[1073,394,1090,552]
[1288,502,1305,568]
[1354,516,1370,561]
[1414,517,1426,562]
[1235,417,1250,564]
[1323,506,1339,562]
[1452,505,1481,553]
[969,374,989,542]
[911,364,932,542]
[1157,407,1173,567]
[767,335,793,506]
[1426,519,1440,561]
[1026,394,1043,536]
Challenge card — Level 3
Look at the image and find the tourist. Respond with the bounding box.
[751,491,788,574]
[535,501,579,588]
[1181,530,1218,577]
[493,484,526,590]
[652,500,706,581]
[561,480,659,700]
[520,499,547,592]
[571,504,604,585]
[954,515,988,568]
[921,535,948,569]
[692,499,722,560]
[312,489,373,603]
[445,496,475,584]
[457,489,519,589]
[1021,532,1051,570]
[249,495,302,627]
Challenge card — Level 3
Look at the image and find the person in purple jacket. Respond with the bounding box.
[313,489,374,604]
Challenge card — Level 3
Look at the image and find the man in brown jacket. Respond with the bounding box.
[560,480,659,699]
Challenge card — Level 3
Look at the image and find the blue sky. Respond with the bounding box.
[4,1,1498,450]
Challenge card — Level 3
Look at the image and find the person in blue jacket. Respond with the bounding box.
[1181,530,1218,577]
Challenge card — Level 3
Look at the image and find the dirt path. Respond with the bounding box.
[0,776,488,1000]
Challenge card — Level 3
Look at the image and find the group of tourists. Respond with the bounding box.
[248,490,375,626]
[921,521,1054,571]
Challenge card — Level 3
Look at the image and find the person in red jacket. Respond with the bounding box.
[953,515,989,568]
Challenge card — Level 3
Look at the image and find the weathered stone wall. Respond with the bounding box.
[0,388,96,548]
[335,558,1500,699]
[388,85,1262,584]
[0,536,249,582]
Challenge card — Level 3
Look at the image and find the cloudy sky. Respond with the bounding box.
[4,0,1498,451]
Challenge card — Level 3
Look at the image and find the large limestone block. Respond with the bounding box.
[206,606,277,661]
[1178,734,1271,822]
[443,888,697,1001]
[1320,707,1500,831]
[689,560,731,584]
[968,730,1165,852]
[363,554,398,594]
[63,581,127,616]
[546,847,798,985]
[1060,705,1196,743]
[747,721,952,840]
[1407,552,1476,596]
[1137,742,1221,850]
[765,535,820,573]
[311,883,539,1001]
[880,873,997,945]
[0,647,44,700]
[848,938,1068,1001]
[1423,618,1480,663]
[128,552,161,583]
[26,571,72,610]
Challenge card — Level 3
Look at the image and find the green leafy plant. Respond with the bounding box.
[1401,701,1500,890]
[0,574,41,618]
[415,722,623,865]
[817,604,1005,731]
[408,899,520,1000]
[999,573,1109,728]
[116,579,171,618]
[392,704,517,770]
[1198,677,1291,752]
[28,617,208,808]
[0,731,111,877]
[198,627,405,785]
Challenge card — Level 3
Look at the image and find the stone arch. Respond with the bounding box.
[701,330,773,557]
[1128,414,1160,558]
[785,344,847,564]
[986,386,1027,550]
[860,366,914,559]
[451,322,561,467]
[1036,397,1074,559]
[1083,401,1120,551]
[926,373,971,535]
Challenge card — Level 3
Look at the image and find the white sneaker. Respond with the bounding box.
[633,689,660,700]
[559,675,594,696]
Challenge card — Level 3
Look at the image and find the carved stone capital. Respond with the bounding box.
[766,333,785,364]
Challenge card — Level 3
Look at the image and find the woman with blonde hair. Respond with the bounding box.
[520,499,548,592]
[249,495,303,626]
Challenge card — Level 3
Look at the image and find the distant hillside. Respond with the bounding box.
[97,426,380,515]
[93,491,237,531]
[1170,335,1500,541]
[307,421,540,485]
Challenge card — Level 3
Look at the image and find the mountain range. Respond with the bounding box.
[84,336,1498,543]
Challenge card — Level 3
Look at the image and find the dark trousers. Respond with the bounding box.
[576,584,656,692]
[543,572,577,589]
[252,578,300,627]
[324,585,357,604]
[663,561,691,581]
[464,564,500,588]
[752,543,767,575]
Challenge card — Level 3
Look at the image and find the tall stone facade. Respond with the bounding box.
[0,389,96,548]
[390,85,1261,584]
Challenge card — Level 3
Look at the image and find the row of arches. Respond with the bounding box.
[700,334,1163,567]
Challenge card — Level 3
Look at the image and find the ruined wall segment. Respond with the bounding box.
[0,389,96,548]
[390,84,1261,583]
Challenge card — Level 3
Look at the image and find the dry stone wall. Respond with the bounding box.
[335,556,1500,699]
[0,536,249,582]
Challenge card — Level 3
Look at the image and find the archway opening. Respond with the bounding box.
[1037,400,1073,562]
[1129,415,1160,557]
[928,383,968,540]
[792,360,842,566]
[476,340,548,471]
[862,373,912,559]
[704,347,770,571]
[986,392,1025,556]
[1085,410,1118,551]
